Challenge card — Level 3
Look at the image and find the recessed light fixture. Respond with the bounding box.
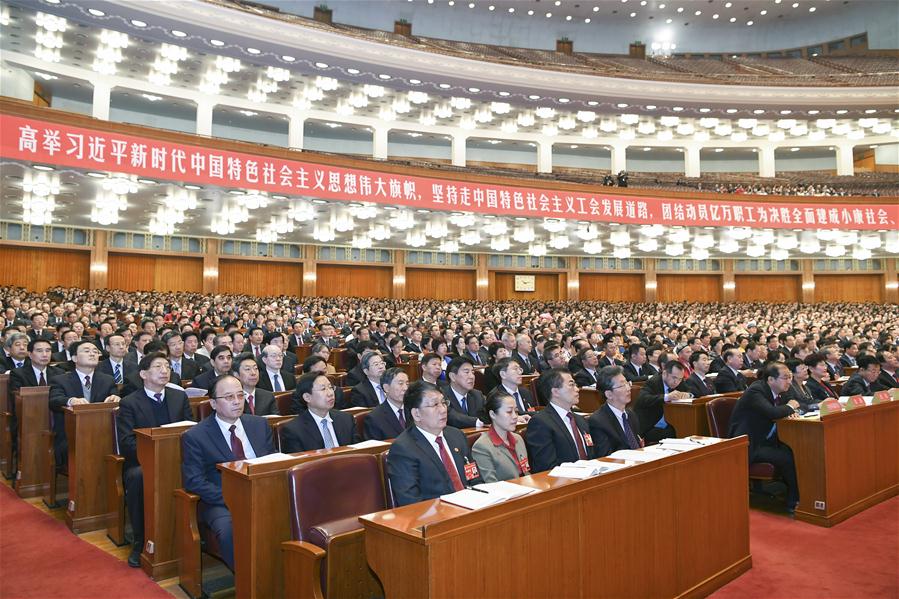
[836,109,848,114]
[585,17,591,22]
[754,109,765,114]
[246,47,261,54]
[594,5,600,11]
[546,12,552,17]
[468,87,480,92]
[746,20,754,25]
[184,184,202,190]
[529,10,535,15]
[171,30,187,38]
[729,16,736,22]
[239,110,257,116]
[487,5,494,11]
[808,109,820,115]
[32,165,55,171]
[559,98,570,103]
[712,13,719,18]
[808,5,816,11]
[864,109,877,114]
[672,106,684,111]
[695,10,702,15]
[88,8,105,16]
[282,55,296,62]
[439,83,451,89]
[589,101,600,106]
[347,68,360,74]
[528,94,540,99]
[210,39,224,47]
[666,18,672,23]
[760,9,767,14]
[137,178,157,185]
[780,109,792,114]
[677,7,684,12]
[378,74,391,80]
[630,12,636,17]
[87,172,106,178]
[314,61,328,69]
[498,91,510,96]
[617,103,629,108]
[130,19,147,27]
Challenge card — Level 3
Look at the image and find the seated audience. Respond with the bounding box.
[683,350,717,398]
[233,353,279,416]
[280,372,359,453]
[632,361,690,444]
[588,365,643,457]
[442,357,485,428]
[363,367,410,440]
[840,354,883,395]
[525,369,594,473]
[471,389,530,482]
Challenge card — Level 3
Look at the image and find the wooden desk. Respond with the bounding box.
[663,393,740,438]
[15,387,51,498]
[574,387,603,413]
[0,374,12,479]
[362,437,751,599]
[220,442,392,599]
[778,400,899,527]
[64,402,117,533]
[136,424,195,579]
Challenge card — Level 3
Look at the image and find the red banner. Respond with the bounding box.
[2,114,896,230]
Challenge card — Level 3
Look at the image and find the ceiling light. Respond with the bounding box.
[88,8,105,16]
[130,19,147,27]
[171,30,187,38]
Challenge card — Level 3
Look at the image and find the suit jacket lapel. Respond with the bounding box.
[603,405,628,447]
[164,389,184,422]
[547,407,577,455]
[203,416,234,461]
[411,428,449,483]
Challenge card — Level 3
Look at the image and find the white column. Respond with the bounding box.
[536,141,553,173]
[196,100,214,137]
[610,144,627,174]
[288,113,305,150]
[835,144,855,176]
[0,62,35,101]
[91,80,111,120]
[684,145,701,178]
[373,127,389,160]
[451,134,466,167]
[758,146,776,178]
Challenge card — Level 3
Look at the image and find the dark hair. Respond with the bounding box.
[804,352,826,370]
[420,352,441,367]
[487,341,505,360]
[626,344,645,360]
[138,351,168,371]
[646,344,663,357]
[210,345,232,361]
[597,365,623,394]
[767,349,785,363]
[182,330,198,343]
[27,338,52,352]
[784,358,803,374]
[361,351,384,371]
[762,362,785,382]
[310,342,330,354]
[135,331,153,342]
[536,368,570,402]
[143,340,165,355]
[68,339,95,356]
[446,356,474,377]
[302,355,326,373]
[294,371,329,408]
[380,367,406,389]
[200,327,217,341]
[492,356,514,379]
[857,354,879,371]
[840,340,857,351]
[663,360,684,374]
[233,352,258,370]
[403,380,442,423]
[480,387,514,424]
[576,346,596,363]
[723,348,741,363]
[689,350,709,366]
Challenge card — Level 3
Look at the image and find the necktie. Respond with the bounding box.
[229,425,247,460]
[397,408,406,428]
[513,391,524,413]
[247,393,255,415]
[254,346,260,358]
[153,392,163,403]
[471,353,479,365]
[435,436,464,491]
[172,360,180,376]
[622,413,640,450]
[894,372,899,384]
[635,367,641,377]
[320,418,336,449]
[567,413,588,459]
[377,385,386,403]
[460,394,468,413]
[38,371,46,386]
[704,378,715,395]
[114,363,123,384]
[273,374,282,392]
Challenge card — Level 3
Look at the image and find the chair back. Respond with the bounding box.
[378,450,395,509]
[706,396,737,438]
[466,430,482,451]
[0,373,9,412]
[353,410,370,440]
[110,408,121,455]
[274,391,293,416]
[286,454,386,546]
[197,400,213,420]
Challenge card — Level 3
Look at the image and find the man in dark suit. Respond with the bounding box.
[387,380,481,507]
[841,355,882,396]
[621,344,650,383]
[292,355,348,412]
[9,338,64,456]
[234,353,279,416]
[492,357,536,414]
[442,357,485,428]
[51,330,79,368]
[190,346,234,391]
[525,369,594,473]
[164,332,200,382]
[256,346,296,392]
[403,329,424,355]
[181,374,274,571]
[573,347,600,387]
[632,361,690,444]
[728,363,801,512]
[350,351,388,408]
[875,350,899,390]
[286,320,313,351]
[464,335,489,366]
[2,332,29,372]
[743,343,763,371]
[588,366,643,457]
[600,335,624,368]
[267,332,297,372]
[48,340,120,466]
[95,333,135,386]
[683,351,717,398]
[511,334,536,375]
[823,346,844,380]
[26,313,53,342]
[280,372,359,453]
[182,330,211,373]
[116,353,193,566]
[714,349,749,394]
[315,323,340,349]
[364,368,410,441]
[125,332,153,369]
[839,341,859,369]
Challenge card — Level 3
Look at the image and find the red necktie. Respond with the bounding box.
[254,346,260,358]
[397,408,406,429]
[229,425,247,460]
[247,393,255,415]
[436,436,464,491]
[567,412,588,459]
[39,371,46,386]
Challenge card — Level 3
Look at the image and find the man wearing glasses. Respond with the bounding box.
[729,363,801,514]
[280,372,360,453]
[181,374,274,570]
[588,366,643,458]
[525,369,594,473]
[387,380,482,506]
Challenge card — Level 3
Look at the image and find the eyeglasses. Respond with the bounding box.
[213,392,243,402]
[610,381,632,391]
[419,400,448,409]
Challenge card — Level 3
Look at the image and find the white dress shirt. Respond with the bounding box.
[310,410,338,447]
[214,415,258,459]
[550,401,585,448]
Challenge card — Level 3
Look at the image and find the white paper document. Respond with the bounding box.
[348,439,391,449]
[243,452,295,465]
[657,437,722,449]
[440,489,507,510]
[607,449,668,462]
[548,460,625,479]
[160,420,197,428]
[472,481,537,500]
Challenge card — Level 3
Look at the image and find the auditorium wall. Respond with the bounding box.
[813,274,885,303]
[316,264,393,298]
[218,260,303,296]
[0,246,89,290]
[107,253,203,292]
[734,275,802,303]
[579,273,645,302]
[406,268,476,300]
[490,272,564,301]
[657,274,723,303]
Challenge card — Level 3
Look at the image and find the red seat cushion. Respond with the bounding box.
[749,462,776,479]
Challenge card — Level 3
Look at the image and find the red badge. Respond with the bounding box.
[583,433,594,447]
[527,406,536,413]
[463,461,480,481]
[519,457,530,474]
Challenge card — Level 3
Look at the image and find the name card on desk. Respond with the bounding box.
[818,399,843,415]
[873,391,892,404]
[843,395,867,410]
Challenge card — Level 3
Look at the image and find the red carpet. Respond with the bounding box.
[712,496,899,599]
[0,484,171,599]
